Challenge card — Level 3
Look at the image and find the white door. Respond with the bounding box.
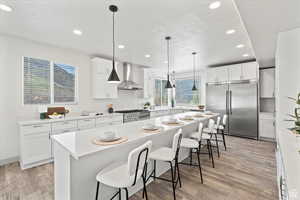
[22,132,51,165]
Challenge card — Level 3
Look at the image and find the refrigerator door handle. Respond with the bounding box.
[230,90,233,114]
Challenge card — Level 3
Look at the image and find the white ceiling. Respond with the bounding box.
[0,0,255,72]
[234,0,300,67]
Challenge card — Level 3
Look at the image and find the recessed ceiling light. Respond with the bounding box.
[226,29,236,35]
[73,29,82,36]
[118,45,125,49]
[209,1,221,10]
[236,44,245,48]
[0,4,12,12]
[164,61,168,64]
[145,54,151,58]
[243,54,249,57]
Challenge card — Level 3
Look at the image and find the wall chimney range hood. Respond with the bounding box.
[118,63,143,90]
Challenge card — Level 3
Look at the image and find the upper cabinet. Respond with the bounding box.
[260,68,275,98]
[206,62,258,83]
[144,69,155,99]
[91,57,119,99]
[241,62,258,80]
[206,67,228,83]
[228,64,242,81]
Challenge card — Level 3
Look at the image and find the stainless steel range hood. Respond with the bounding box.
[118,63,143,90]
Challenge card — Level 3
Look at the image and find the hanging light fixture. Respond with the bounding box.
[107,5,120,83]
[165,36,173,89]
[192,52,197,91]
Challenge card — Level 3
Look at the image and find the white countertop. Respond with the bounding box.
[52,112,218,159]
[148,106,204,112]
[18,113,123,126]
[277,127,300,199]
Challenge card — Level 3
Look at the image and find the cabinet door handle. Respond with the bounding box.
[32,125,43,128]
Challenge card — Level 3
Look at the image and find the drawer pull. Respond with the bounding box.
[32,125,43,128]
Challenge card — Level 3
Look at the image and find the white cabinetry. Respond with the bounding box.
[92,57,118,99]
[228,64,242,81]
[19,114,123,169]
[206,62,258,83]
[260,68,275,98]
[259,112,275,140]
[206,67,228,83]
[242,62,258,80]
[144,69,155,99]
[20,124,52,168]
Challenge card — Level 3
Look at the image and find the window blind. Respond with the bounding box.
[23,57,51,104]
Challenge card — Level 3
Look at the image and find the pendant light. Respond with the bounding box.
[165,36,173,89]
[107,5,120,83]
[192,52,197,91]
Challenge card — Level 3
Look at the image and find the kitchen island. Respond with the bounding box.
[52,112,218,200]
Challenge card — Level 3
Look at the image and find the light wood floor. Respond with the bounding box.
[0,136,278,200]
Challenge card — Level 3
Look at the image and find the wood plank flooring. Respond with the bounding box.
[0,136,278,200]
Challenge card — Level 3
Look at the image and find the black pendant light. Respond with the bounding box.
[107,5,120,83]
[192,52,197,91]
[165,36,173,89]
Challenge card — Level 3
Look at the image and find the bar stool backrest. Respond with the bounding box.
[172,129,183,159]
[128,141,152,186]
[222,114,228,126]
[208,119,215,133]
[216,116,221,127]
[193,122,204,141]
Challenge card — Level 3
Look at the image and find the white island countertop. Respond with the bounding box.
[52,112,218,159]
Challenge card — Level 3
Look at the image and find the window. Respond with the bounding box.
[23,57,77,105]
[154,79,168,106]
[23,57,51,104]
[175,78,200,105]
[54,63,76,103]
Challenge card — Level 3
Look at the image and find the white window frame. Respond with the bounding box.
[22,56,79,105]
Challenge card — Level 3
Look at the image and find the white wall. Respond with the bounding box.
[0,34,145,162]
[276,28,300,130]
[276,27,300,198]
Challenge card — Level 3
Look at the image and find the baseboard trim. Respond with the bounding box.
[0,156,19,166]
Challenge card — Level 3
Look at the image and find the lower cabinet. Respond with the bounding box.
[19,115,123,169]
[20,131,52,169]
[259,113,275,140]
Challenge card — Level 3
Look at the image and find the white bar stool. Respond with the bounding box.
[180,122,204,183]
[216,114,228,150]
[203,117,221,158]
[147,129,183,200]
[95,141,152,200]
[194,119,215,168]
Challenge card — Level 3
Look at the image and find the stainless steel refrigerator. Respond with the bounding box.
[206,80,258,139]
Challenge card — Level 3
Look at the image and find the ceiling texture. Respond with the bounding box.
[234,0,300,67]
[0,0,255,72]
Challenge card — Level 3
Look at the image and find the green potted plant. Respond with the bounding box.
[286,93,300,134]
